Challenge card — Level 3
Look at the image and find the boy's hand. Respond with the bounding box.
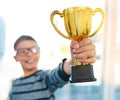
[70,38,96,64]
[63,38,96,75]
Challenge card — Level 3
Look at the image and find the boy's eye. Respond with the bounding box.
[20,49,28,53]
[18,49,28,54]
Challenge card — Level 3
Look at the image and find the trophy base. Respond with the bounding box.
[70,64,96,83]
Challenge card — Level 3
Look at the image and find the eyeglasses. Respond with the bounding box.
[16,46,40,56]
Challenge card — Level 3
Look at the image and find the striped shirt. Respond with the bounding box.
[9,61,70,100]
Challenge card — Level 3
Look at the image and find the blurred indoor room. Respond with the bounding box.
[0,0,120,100]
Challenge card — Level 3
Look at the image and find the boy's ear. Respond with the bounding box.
[14,56,19,62]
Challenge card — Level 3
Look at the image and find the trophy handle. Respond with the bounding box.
[89,8,105,37]
[50,10,71,40]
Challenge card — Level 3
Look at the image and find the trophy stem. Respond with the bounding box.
[73,58,81,66]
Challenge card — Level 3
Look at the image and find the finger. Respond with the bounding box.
[73,50,96,59]
[70,40,79,49]
[78,56,96,64]
[74,44,95,53]
[79,38,92,46]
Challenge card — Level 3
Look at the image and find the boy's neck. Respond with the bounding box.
[23,68,38,77]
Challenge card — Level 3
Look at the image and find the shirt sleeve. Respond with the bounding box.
[45,59,70,93]
[58,58,70,81]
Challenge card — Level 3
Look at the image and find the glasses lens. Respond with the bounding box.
[31,47,40,54]
[17,48,28,56]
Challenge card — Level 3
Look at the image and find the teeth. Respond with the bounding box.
[26,59,34,63]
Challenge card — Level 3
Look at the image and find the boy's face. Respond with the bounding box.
[14,40,40,72]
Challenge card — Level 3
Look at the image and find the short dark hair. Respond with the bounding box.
[14,35,37,50]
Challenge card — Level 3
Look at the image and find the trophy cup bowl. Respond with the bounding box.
[50,6,105,83]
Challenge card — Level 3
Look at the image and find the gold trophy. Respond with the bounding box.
[50,6,105,83]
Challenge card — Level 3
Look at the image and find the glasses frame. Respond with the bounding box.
[15,46,40,56]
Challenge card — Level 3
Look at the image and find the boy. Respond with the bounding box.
[9,35,96,100]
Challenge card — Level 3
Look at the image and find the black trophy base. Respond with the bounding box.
[70,64,96,83]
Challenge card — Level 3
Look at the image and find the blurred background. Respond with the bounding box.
[0,0,120,100]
